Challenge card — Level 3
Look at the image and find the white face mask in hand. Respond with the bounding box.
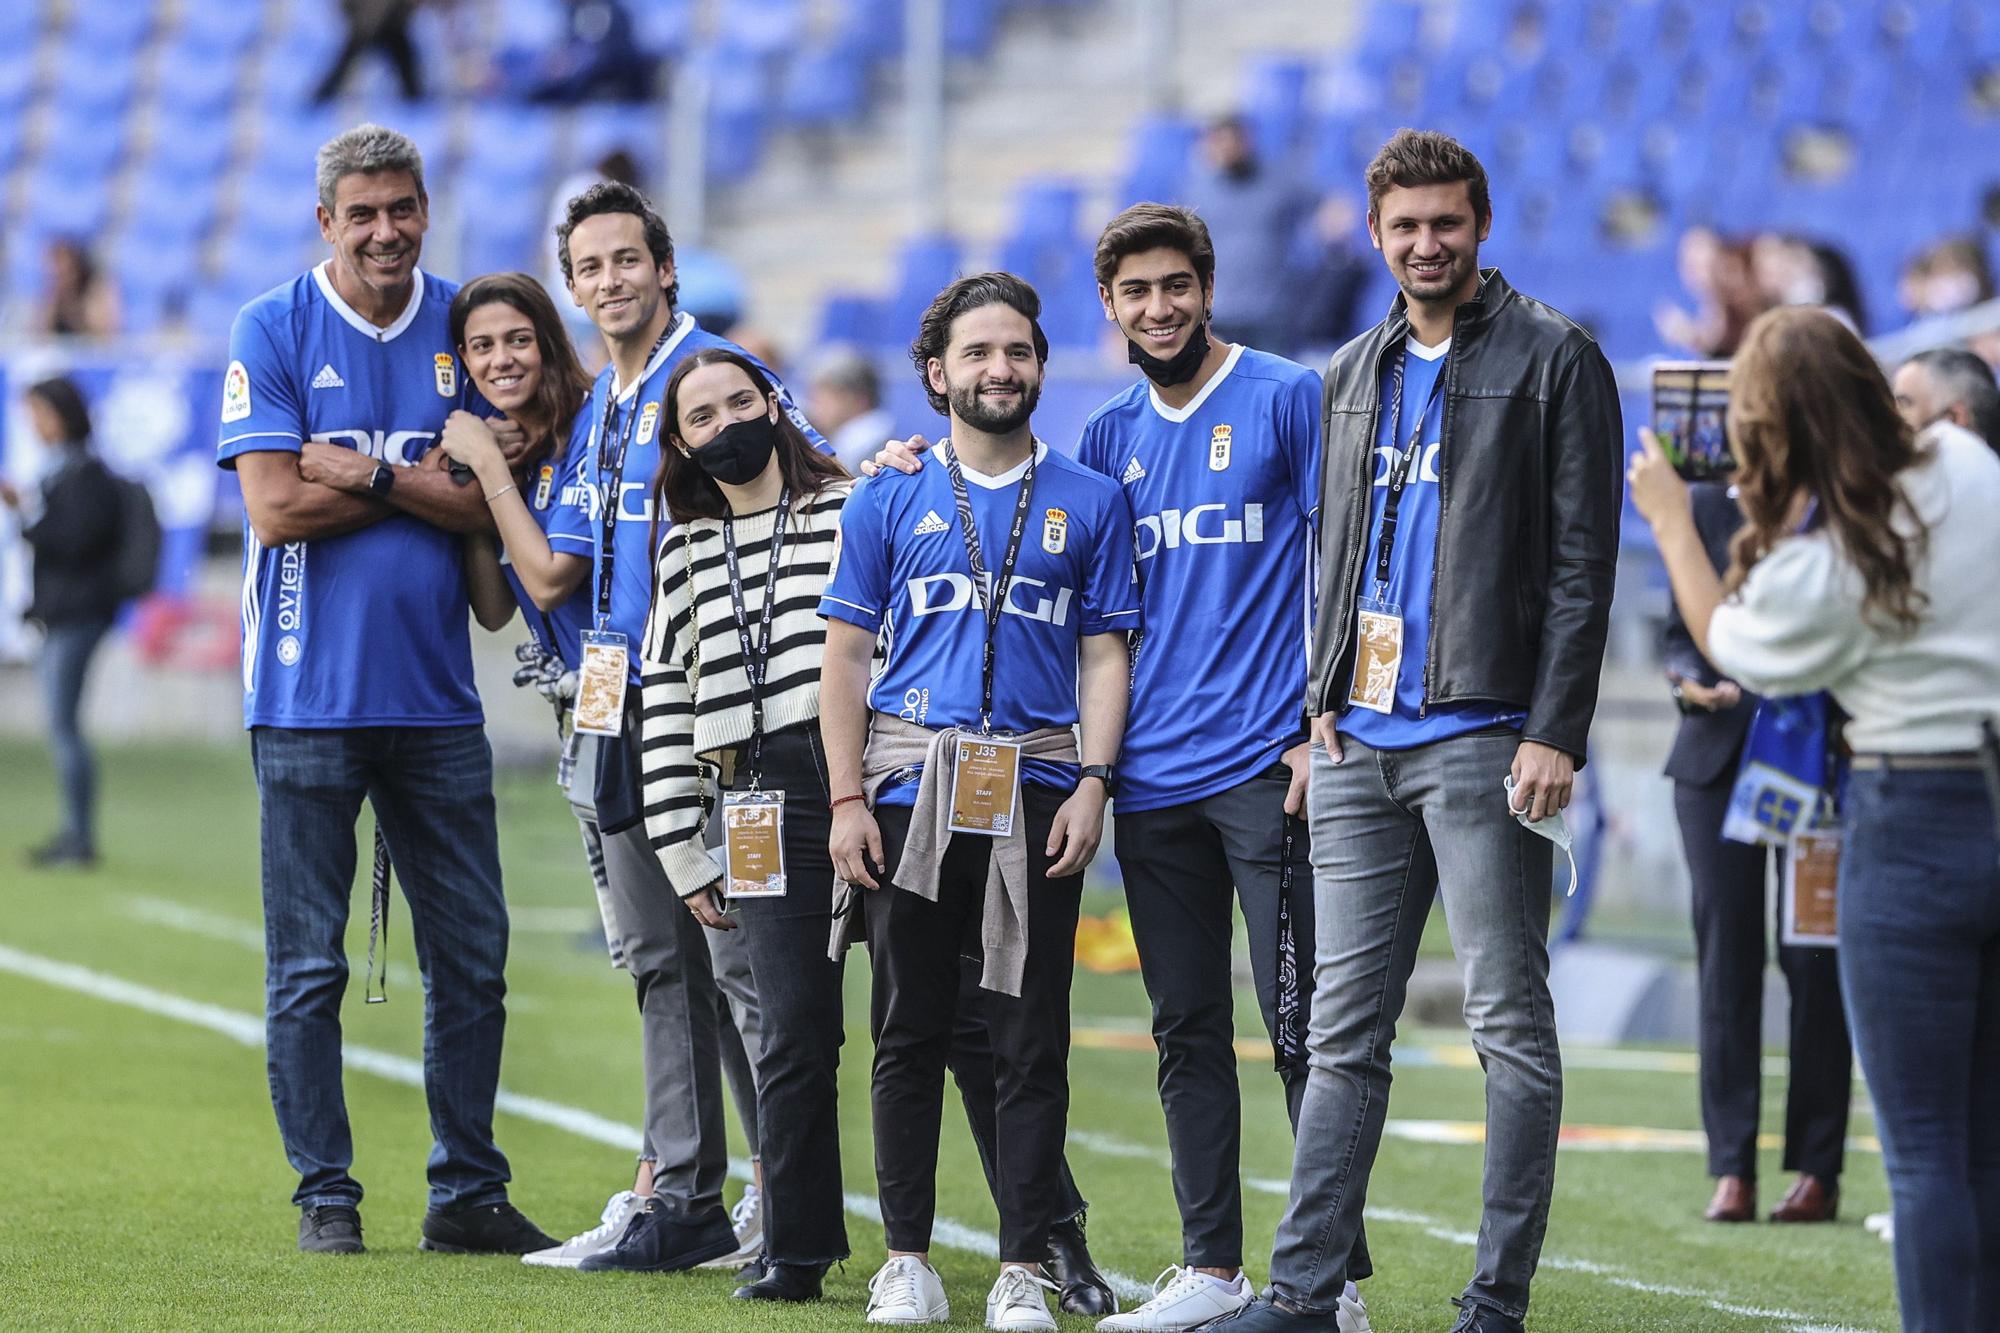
[1503,776,1579,896]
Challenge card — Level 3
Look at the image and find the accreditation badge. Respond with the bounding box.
[1347,598,1404,714]
[572,629,630,735]
[722,790,787,897]
[1781,827,1841,947]
[948,736,1022,837]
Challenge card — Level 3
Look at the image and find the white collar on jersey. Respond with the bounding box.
[1146,340,1245,423]
[312,262,427,342]
[943,438,1048,488]
[611,311,696,402]
[1405,334,1452,361]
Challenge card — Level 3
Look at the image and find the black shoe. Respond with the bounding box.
[576,1196,738,1272]
[27,837,96,868]
[1207,1297,1340,1331]
[733,1260,829,1302]
[1449,1296,1526,1333]
[419,1200,557,1254]
[298,1204,365,1254]
[1045,1211,1117,1315]
[735,1255,769,1285]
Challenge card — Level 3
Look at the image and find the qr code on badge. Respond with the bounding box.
[990,813,1012,835]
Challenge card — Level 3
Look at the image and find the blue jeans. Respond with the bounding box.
[39,616,112,848]
[1840,766,2000,1333]
[251,725,513,1212]
[1271,731,1559,1319]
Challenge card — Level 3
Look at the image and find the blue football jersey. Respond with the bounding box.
[502,408,596,670]
[819,441,1139,805]
[218,265,481,729]
[545,312,826,681]
[1076,345,1321,811]
[1338,337,1526,748]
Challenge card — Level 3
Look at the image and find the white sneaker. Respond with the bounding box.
[698,1184,764,1269]
[1339,1282,1374,1333]
[986,1266,1059,1331]
[1096,1266,1252,1331]
[867,1254,951,1325]
[520,1190,643,1268]
[1865,1210,1895,1242]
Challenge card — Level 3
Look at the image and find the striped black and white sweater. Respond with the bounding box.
[638,480,850,895]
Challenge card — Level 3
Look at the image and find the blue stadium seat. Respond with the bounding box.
[631,0,696,58]
[1120,115,1198,206]
[818,292,888,348]
[697,43,775,177]
[731,0,807,59]
[885,233,964,334]
[945,0,1001,56]
[1239,54,1314,159]
[171,1,264,56]
[779,32,874,129]
[568,104,668,184]
[464,105,557,186]
[64,0,154,55]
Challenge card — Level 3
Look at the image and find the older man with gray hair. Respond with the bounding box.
[217,122,552,1257]
[1892,346,2000,449]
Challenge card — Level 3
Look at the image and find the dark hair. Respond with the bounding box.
[448,273,593,473]
[1726,306,1929,633]
[555,180,678,308]
[1808,240,1866,332]
[1906,346,2000,448]
[1092,203,1215,292]
[651,348,847,524]
[27,376,91,445]
[1365,128,1492,227]
[908,272,1050,416]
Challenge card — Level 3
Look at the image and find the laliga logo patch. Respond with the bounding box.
[277,635,302,667]
[1042,506,1068,555]
[533,462,556,510]
[433,353,457,397]
[222,360,252,423]
[637,401,660,446]
[1208,423,1232,472]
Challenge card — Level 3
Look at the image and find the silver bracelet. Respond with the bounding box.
[484,483,517,504]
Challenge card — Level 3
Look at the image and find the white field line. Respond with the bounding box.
[0,943,1149,1304]
[1064,1130,1878,1333]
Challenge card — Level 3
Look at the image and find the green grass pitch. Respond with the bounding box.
[0,739,1895,1330]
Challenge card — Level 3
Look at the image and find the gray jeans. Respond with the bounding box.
[567,733,764,1207]
[1270,731,1560,1320]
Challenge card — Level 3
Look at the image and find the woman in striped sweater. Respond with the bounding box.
[638,347,854,1301]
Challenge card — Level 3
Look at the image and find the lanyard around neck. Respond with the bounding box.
[1373,349,1447,591]
[941,442,1038,733]
[720,489,792,786]
[592,323,675,626]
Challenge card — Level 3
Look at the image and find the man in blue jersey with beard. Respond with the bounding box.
[867,205,1371,1333]
[218,123,555,1257]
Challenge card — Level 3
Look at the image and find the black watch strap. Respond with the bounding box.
[1079,763,1116,793]
[369,463,396,496]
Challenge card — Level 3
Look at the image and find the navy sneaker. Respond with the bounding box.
[420,1200,557,1255]
[1207,1296,1344,1331]
[298,1204,364,1255]
[576,1196,738,1272]
[1448,1297,1526,1333]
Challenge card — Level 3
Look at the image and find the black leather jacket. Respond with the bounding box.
[1311,270,1623,761]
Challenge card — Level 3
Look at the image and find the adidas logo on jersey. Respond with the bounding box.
[1122,457,1146,484]
[912,509,950,536]
[311,364,346,390]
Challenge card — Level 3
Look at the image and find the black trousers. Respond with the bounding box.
[1115,763,1370,1278]
[864,786,1084,1262]
[730,729,1084,1264]
[1675,777,1852,1181]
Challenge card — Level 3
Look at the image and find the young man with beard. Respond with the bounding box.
[1219,129,1621,1333]
[219,123,555,1257]
[869,206,1372,1333]
[821,274,1136,1331]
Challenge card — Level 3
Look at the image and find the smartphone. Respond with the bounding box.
[1650,361,1735,482]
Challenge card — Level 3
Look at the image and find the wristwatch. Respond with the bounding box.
[369,463,396,496]
[1079,763,1117,795]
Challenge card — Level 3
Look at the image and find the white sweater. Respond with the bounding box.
[637,482,850,894]
[1707,423,2000,753]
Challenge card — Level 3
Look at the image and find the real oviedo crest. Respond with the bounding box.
[1208,423,1232,471]
[433,353,457,397]
[1042,506,1068,555]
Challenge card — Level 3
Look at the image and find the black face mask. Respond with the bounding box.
[1127,321,1212,387]
[692,414,777,486]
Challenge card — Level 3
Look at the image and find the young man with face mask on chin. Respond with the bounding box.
[533,180,827,1276]
[867,205,1368,1333]
[1218,129,1622,1333]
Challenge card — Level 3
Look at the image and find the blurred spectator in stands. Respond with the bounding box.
[1899,235,1994,321]
[1182,113,1317,355]
[312,0,424,104]
[1750,233,1867,332]
[0,378,122,868]
[34,238,120,338]
[528,0,654,103]
[1893,347,2000,452]
[1289,194,1376,357]
[723,325,786,379]
[806,348,893,474]
[680,251,749,333]
[1655,227,1767,357]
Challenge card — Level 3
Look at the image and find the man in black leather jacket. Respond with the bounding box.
[1227,130,1622,1333]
